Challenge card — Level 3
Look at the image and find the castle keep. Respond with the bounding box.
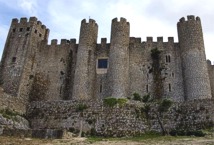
[0,15,214,102]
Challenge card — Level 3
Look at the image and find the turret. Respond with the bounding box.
[0,17,49,99]
[177,15,212,100]
[107,17,130,98]
[72,19,98,100]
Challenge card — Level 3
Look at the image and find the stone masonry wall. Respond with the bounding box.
[27,99,214,137]
[0,87,26,113]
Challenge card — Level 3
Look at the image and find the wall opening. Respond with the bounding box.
[146,85,149,93]
[98,59,108,69]
[12,28,16,32]
[19,28,23,32]
[27,27,30,31]
[100,84,102,93]
[12,57,16,63]
[169,83,171,92]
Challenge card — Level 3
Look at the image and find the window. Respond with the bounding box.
[34,29,37,34]
[12,57,16,63]
[19,28,23,32]
[39,33,42,37]
[98,59,108,69]
[166,55,171,63]
[146,85,149,93]
[27,27,30,31]
[100,84,102,93]
[169,84,171,92]
[12,28,16,32]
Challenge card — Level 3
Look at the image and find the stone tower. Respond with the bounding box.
[0,17,49,99]
[72,19,98,100]
[177,15,212,100]
[107,18,130,98]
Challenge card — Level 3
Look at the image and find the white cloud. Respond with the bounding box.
[18,0,38,15]
[0,0,214,62]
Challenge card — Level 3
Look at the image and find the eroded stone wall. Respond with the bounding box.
[27,99,214,136]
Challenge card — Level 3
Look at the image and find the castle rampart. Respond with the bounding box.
[177,15,212,100]
[0,15,213,103]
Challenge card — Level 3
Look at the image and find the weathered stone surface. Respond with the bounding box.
[26,99,214,137]
[0,15,213,103]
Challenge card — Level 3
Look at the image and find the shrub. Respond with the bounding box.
[133,93,141,101]
[103,97,118,107]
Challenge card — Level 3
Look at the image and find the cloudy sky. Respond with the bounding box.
[0,0,214,62]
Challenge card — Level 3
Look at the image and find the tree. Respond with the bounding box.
[132,93,173,135]
[76,103,88,137]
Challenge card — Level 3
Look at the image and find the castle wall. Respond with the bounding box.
[30,39,77,101]
[72,19,98,100]
[128,37,184,101]
[107,18,130,98]
[178,15,212,100]
[94,38,110,99]
[27,99,214,136]
[0,17,49,100]
[207,61,214,98]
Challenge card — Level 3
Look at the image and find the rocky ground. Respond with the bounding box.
[0,136,214,145]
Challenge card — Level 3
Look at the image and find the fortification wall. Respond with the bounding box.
[0,87,26,113]
[27,99,214,136]
[207,61,214,98]
[128,37,184,101]
[72,19,98,100]
[178,15,212,100]
[30,39,77,101]
[94,38,110,99]
[107,18,130,98]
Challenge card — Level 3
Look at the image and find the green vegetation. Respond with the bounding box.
[75,103,88,137]
[103,97,127,107]
[151,48,164,99]
[131,93,173,135]
[87,133,204,144]
[0,108,22,120]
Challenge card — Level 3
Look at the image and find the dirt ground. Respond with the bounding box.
[0,136,214,145]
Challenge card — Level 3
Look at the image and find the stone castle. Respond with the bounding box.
[0,15,214,103]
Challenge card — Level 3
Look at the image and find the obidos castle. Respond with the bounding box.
[0,15,214,102]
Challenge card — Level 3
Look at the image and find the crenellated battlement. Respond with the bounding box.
[50,39,77,45]
[10,17,49,40]
[178,15,201,23]
[129,37,141,43]
[81,19,98,27]
[11,17,47,30]
[112,17,130,25]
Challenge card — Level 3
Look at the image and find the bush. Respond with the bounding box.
[76,104,88,112]
[103,97,118,107]
[133,93,142,101]
[117,98,127,107]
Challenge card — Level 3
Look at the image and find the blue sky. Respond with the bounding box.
[0,0,214,62]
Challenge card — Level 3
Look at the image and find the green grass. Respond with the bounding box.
[87,134,198,143]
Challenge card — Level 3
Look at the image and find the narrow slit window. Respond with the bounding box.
[166,55,168,62]
[98,59,108,69]
[169,84,171,92]
[168,55,171,63]
[100,84,102,93]
[146,85,149,93]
